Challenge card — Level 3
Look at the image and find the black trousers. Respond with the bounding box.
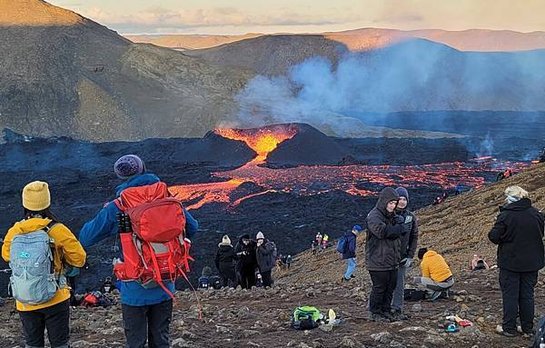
[499,268,538,334]
[261,270,273,288]
[122,299,173,348]
[219,264,236,288]
[368,270,398,314]
[19,299,70,348]
[239,266,256,289]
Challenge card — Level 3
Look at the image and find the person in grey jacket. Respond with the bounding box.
[255,231,277,287]
[366,187,404,322]
[391,187,419,320]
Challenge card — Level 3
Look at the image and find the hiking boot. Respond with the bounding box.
[496,325,516,337]
[350,274,356,279]
[381,311,394,322]
[370,313,390,323]
[390,310,409,321]
[340,276,350,283]
[429,291,442,301]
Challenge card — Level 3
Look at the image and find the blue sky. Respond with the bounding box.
[48,0,545,35]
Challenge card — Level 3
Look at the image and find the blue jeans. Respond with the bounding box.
[344,257,357,279]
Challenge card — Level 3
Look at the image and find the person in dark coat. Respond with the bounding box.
[391,187,419,320]
[488,185,545,337]
[255,231,276,288]
[341,225,362,281]
[365,187,404,322]
[234,234,258,289]
[215,235,237,288]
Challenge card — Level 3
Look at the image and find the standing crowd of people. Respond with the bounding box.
[1,148,543,347]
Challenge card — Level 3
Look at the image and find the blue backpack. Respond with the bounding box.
[9,222,64,305]
[336,236,348,254]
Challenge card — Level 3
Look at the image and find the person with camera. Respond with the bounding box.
[365,187,404,322]
[391,187,419,320]
[235,234,257,289]
[255,231,277,288]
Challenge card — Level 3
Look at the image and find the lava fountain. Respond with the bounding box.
[214,124,298,164]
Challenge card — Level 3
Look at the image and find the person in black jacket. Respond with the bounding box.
[488,185,545,337]
[391,187,419,320]
[215,235,237,288]
[234,234,258,289]
[255,232,276,288]
[365,187,404,322]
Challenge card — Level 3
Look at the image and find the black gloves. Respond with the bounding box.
[393,215,405,225]
[384,223,403,239]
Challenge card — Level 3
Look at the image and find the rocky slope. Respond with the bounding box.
[0,0,251,141]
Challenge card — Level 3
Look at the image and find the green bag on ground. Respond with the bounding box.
[291,306,322,330]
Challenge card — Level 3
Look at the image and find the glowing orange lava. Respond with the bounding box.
[215,125,297,164]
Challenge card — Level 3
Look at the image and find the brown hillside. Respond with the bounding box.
[126,33,262,50]
[186,35,349,76]
[0,0,251,141]
[277,162,545,285]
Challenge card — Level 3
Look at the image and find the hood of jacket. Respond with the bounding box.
[9,217,53,235]
[376,187,400,215]
[500,197,532,212]
[423,250,438,259]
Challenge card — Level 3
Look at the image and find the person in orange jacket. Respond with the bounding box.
[2,181,86,348]
[414,248,454,301]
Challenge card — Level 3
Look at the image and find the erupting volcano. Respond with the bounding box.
[169,124,533,211]
[214,124,298,164]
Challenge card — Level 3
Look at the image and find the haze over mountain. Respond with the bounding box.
[0,0,250,141]
[128,28,545,52]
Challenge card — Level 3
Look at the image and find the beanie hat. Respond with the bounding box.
[504,185,528,204]
[114,155,145,179]
[395,187,409,201]
[221,235,231,245]
[352,225,363,232]
[256,231,265,240]
[22,181,51,211]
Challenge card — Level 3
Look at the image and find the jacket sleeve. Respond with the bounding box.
[488,213,507,245]
[184,209,198,239]
[215,250,220,270]
[421,258,430,278]
[55,224,86,268]
[1,225,19,262]
[407,214,419,258]
[367,212,402,240]
[78,202,120,249]
[349,236,357,256]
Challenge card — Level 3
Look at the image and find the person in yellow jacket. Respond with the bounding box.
[414,247,454,301]
[1,181,86,348]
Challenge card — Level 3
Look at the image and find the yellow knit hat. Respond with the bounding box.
[22,181,51,211]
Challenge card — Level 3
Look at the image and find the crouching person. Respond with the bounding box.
[414,247,454,300]
[78,155,198,348]
[2,181,86,348]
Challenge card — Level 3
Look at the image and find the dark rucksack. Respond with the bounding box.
[404,288,427,301]
[532,315,545,348]
[291,306,322,330]
[336,236,348,254]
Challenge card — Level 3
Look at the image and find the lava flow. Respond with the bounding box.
[170,129,532,210]
[214,124,298,164]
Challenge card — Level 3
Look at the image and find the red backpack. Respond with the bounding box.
[113,182,192,298]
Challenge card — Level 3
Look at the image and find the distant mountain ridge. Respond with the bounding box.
[128,28,545,52]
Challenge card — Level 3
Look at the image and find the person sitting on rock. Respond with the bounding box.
[414,248,454,301]
[215,235,237,288]
[235,234,258,289]
[469,254,489,271]
[255,231,277,288]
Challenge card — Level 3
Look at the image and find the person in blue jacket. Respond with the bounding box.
[79,154,198,348]
[341,225,362,281]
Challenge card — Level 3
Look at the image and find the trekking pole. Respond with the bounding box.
[0,269,12,273]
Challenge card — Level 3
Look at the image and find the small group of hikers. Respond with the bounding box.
[2,155,198,348]
[338,183,545,341]
[213,232,277,289]
[311,232,330,254]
